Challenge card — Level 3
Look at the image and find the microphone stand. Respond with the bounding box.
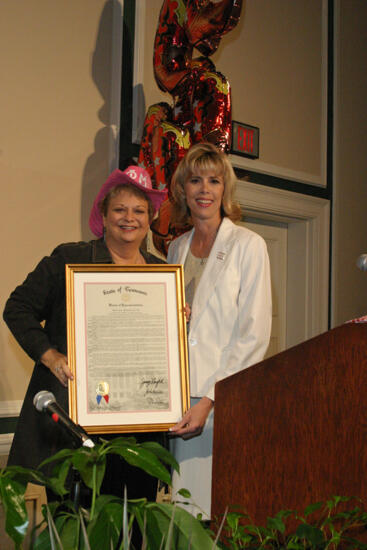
[71,469,83,510]
[33,391,96,511]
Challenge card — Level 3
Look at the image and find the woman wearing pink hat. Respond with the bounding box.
[3,166,167,503]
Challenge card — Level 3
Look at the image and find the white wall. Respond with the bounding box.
[1,0,367,411]
[0,0,122,403]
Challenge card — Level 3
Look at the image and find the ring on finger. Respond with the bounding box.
[55,366,62,374]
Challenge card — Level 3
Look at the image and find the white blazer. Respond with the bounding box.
[167,217,272,400]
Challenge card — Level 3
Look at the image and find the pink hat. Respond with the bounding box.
[89,166,167,237]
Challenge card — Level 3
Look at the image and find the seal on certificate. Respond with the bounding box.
[96,381,110,404]
[96,381,109,396]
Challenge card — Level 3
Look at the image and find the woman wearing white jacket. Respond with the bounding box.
[167,142,272,518]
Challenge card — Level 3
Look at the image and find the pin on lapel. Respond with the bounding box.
[217,251,225,261]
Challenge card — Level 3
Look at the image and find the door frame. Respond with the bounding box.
[235,180,330,347]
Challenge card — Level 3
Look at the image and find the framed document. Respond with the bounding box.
[65,264,189,434]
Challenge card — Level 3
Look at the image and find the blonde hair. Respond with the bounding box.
[171,142,241,226]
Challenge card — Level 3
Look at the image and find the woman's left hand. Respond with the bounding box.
[169,396,214,439]
[41,348,73,388]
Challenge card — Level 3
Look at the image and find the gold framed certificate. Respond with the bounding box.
[65,264,189,434]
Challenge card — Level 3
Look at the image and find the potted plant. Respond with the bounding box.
[2,439,367,549]
[0,436,217,549]
[213,496,367,549]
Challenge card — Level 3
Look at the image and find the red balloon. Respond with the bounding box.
[138,0,243,255]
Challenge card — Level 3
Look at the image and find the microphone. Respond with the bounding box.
[33,391,94,448]
[357,254,367,272]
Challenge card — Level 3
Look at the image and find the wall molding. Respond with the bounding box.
[132,0,146,145]
[236,179,330,342]
[230,155,324,188]
[0,434,13,457]
[230,0,329,189]
[0,400,22,418]
[109,0,124,171]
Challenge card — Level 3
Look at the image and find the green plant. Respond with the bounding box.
[2,439,367,550]
[0,436,217,549]
[214,496,367,549]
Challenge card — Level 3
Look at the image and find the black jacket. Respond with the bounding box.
[4,239,165,472]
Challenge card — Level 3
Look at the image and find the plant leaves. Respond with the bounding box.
[296,523,325,545]
[46,458,72,496]
[110,445,171,485]
[304,501,323,516]
[72,448,106,492]
[0,476,28,545]
[79,508,92,550]
[33,514,67,550]
[286,540,304,549]
[266,515,285,534]
[92,493,121,517]
[58,515,81,550]
[326,495,350,510]
[144,502,219,550]
[226,512,241,531]
[87,502,123,549]
[177,488,191,499]
[38,448,75,469]
[140,441,180,473]
[102,435,137,447]
[1,464,47,487]
[133,502,166,549]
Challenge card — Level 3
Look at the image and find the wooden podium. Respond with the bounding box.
[211,323,367,523]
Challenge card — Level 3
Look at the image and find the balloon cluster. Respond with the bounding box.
[138,0,242,254]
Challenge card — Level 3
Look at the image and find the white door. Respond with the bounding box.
[239,220,287,358]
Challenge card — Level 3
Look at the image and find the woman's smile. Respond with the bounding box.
[118,224,138,231]
[195,198,214,208]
